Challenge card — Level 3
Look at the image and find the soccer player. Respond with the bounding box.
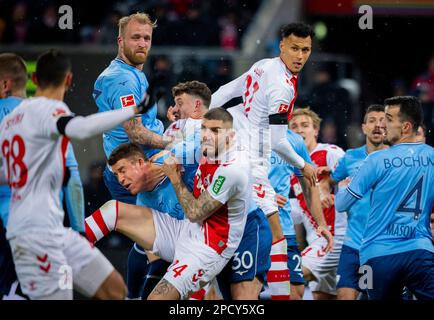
[269,123,324,300]
[86,108,250,299]
[211,22,333,299]
[320,104,387,300]
[336,96,434,300]
[0,49,144,300]
[93,12,170,298]
[289,108,346,300]
[0,53,85,299]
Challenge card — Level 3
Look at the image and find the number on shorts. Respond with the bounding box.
[232,251,253,271]
[397,176,423,220]
[292,255,302,272]
[171,260,188,278]
[1,135,28,188]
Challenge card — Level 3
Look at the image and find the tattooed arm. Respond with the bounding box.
[123,117,172,149]
[162,155,223,223]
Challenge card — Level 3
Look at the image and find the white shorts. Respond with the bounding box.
[8,227,114,299]
[301,234,344,295]
[151,210,230,299]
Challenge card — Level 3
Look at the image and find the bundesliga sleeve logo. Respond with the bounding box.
[120,94,136,108]
[278,103,290,113]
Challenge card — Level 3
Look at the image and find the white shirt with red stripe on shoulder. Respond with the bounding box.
[189,146,250,259]
[0,97,72,239]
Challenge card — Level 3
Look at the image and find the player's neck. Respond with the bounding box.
[116,54,143,71]
[395,134,419,145]
[35,87,65,101]
[9,89,26,99]
[307,141,317,153]
[366,141,386,154]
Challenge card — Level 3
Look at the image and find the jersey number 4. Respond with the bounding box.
[397,176,423,220]
[1,135,28,188]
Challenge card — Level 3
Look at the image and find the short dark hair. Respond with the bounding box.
[108,143,148,166]
[0,53,28,91]
[281,23,314,40]
[384,96,423,133]
[363,104,385,123]
[203,107,233,125]
[172,81,212,107]
[35,49,71,89]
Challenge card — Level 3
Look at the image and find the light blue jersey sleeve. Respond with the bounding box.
[335,154,379,212]
[331,155,348,183]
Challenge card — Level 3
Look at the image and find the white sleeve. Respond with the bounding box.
[64,106,136,140]
[326,146,345,171]
[289,198,303,225]
[207,164,247,204]
[210,71,248,108]
[270,125,305,169]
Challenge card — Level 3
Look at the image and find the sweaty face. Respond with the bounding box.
[119,21,152,66]
[362,111,386,146]
[201,119,232,158]
[384,105,403,146]
[173,93,197,119]
[112,158,145,195]
[289,115,318,148]
[280,34,312,74]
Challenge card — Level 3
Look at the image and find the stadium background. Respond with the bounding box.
[1,0,433,295]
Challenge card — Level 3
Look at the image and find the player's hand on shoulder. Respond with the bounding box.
[162,153,181,179]
[301,162,317,187]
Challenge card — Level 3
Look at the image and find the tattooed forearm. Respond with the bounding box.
[123,118,171,149]
[170,177,221,223]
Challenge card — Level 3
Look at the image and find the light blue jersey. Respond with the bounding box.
[93,58,164,159]
[268,129,312,236]
[136,130,202,219]
[331,145,370,250]
[335,142,434,264]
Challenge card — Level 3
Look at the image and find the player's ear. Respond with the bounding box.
[31,72,38,86]
[65,72,73,88]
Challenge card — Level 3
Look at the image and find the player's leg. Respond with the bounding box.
[266,212,291,300]
[125,244,149,299]
[336,245,363,300]
[141,253,170,299]
[85,200,156,251]
[286,235,305,300]
[402,249,434,300]
[230,209,272,299]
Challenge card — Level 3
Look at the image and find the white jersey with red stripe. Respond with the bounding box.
[211,57,298,215]
[189,147,249,259]
[0,97,71,239]
[290,143,347,238]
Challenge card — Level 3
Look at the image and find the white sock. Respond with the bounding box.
[267,237,291,300]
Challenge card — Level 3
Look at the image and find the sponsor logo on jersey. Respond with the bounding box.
[212,175,226,194]
[120,94,136,108]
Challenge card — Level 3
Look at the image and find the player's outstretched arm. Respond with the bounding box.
[64,166,85,233]
[162,154,223,223]
[299,177,334,252]
[123,116,173,150]
[210,72,247,108]
[58,105,139,140]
